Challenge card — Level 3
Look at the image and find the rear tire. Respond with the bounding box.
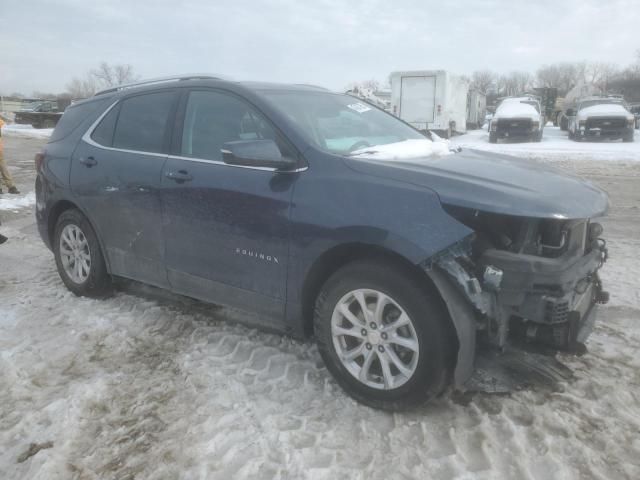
[489,133,497,143]
[313,260,452,410]
[54,209,111,297]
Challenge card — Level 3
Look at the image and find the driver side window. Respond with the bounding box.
[181,91,285,161]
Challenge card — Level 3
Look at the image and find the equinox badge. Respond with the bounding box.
[235,248,279,264]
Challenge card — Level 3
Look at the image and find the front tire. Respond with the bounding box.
[54,209,111,297]
[314,261,452,410]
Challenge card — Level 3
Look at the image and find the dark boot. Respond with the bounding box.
[8,186,19,194]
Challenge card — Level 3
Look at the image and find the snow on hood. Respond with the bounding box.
[349,139,451,161]
[577,104,633,120]
[493,101,540,121]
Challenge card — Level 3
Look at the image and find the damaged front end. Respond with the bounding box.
[425,206,609,363]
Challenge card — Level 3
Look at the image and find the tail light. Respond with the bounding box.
[35,151,45,172]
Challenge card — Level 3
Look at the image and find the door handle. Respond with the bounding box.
[80,156,97,167]
[165,170,193,183]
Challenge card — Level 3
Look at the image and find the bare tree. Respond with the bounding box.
[345,79,382,93]
[66,62,138,98]
[65,76,98,98]
[470,70,496,94]
[497,71,532,96]
[91,62,137,87]
[536,62,587,95]
[582,62,619,89]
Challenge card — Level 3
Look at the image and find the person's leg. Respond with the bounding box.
[0,146,19,193]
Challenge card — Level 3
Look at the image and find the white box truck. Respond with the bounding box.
[389,70,469,138]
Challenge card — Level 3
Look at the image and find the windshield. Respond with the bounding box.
[260,91,425,155]
[20,102,41,111]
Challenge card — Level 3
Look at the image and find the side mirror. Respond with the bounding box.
[221,139,297,171]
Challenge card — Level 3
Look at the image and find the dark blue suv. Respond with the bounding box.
[36,75,610,409]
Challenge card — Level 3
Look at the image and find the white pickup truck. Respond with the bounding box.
[568,96,635,142]
[489,96,544,143]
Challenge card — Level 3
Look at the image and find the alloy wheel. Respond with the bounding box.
[59,224,92,284]
[331,289,420,390]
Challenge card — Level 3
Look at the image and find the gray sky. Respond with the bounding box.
[1,0,638,95]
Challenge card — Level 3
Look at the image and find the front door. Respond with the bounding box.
[70,90,178,287]
[160,89,298,320]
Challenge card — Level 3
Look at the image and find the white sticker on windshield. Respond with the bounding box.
[347,102,372,113]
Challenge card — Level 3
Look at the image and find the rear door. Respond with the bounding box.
[400,76,436,126]
[160,89,297,320]
[71,90,178,287]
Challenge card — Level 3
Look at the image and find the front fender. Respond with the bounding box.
[286,150,474,335]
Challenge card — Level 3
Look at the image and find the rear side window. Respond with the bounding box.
[91,103,120,147]
[49,98,109,143]
[112,92,175,153]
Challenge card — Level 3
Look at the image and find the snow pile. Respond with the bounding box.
[349,138,451,160]
[0,192,36,211]
[577,104,632,119]
[1,124,53,139]
[452,126,640,162]
[494,101,540,120]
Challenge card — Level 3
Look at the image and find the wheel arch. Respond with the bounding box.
[48,199,111,273]
[300,242,460,361]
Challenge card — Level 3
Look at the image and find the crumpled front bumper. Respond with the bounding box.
[428,233,608,354]
[479,243,608,350]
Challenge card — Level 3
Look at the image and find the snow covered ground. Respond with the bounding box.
[0,192,36,212]
[1,124,54,140]
[452,125,640,162]
[1,135,640,479]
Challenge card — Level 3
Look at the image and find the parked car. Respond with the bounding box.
[35,75,610,410]
[389,70,469,138]
[489,96,544,143]
[560,83,603,131]
[568,96,635,142]
[14,101,64,129]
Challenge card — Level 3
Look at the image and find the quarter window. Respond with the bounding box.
[180,91,284,161]
[91,103,120,147]
[112,92,175,153]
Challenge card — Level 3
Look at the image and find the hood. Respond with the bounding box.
[345,148,609,219]
[493,102,540,121]
[577,104,632,120]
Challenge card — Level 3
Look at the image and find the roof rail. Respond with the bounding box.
[94,74,227,96]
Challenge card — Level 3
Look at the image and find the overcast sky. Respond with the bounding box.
[1,0,638,95]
